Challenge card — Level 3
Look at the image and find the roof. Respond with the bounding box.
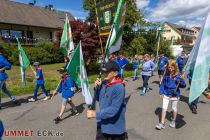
[164,22,195,37]
[0,0,74,29]
[192,26,201,31]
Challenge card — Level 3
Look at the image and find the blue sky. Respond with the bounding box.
[137,0,210,27]
[12,0,210,27]
[12,0,88,19]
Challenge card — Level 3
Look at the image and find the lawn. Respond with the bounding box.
[2,63,134,97]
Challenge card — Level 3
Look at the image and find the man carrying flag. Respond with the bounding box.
[60,14,74,57]
[87,0,127,139]
[184,7,210,105]
[0,45,18,110]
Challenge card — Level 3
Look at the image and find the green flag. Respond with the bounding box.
[184,8,210,103]
[60,14,74,56]
[105,0,126,61]
[16,38,30,86]
[79,41,92,105]
[66,43,80,84]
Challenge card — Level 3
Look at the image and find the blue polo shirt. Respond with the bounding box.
[118,57,129,70]
[158,56,169,71]
[0,54,11,81]
[57,75,75,99]
[35,68,45,84]
[96,81,126,135]
[176,56,187,70]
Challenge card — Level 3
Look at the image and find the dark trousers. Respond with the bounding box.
[33,84,49,99]
[142,75,150,88]
[96,127,127,140]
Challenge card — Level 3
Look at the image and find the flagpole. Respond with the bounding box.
[89,24,115,110]
[94,0,104,56]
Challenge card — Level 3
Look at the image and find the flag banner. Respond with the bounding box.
[96,0,119,36]
[60,14,74,56]
[16,38,30,86]
[104,0,126,61]
[184,8,210,103]
[66,43,80,84]
[79,41,92,105]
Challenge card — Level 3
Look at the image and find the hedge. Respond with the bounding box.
[1,42,64,65]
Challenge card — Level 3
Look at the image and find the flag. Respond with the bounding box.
[60,14,74,56]
[184,8,210,103]
[16,38,30,86]
[66,43,80,84]
[79,41,92,105]
[105,0,126,61]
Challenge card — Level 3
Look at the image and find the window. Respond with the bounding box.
[1,30,10,38]
[50,32,53,40]
[10,30,23,38]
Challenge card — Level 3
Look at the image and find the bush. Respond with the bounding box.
[0,42,64,65]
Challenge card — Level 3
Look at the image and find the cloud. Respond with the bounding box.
[149,0,210,24]
[136,0,150,9]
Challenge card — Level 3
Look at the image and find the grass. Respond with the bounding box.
[2,63,134,97]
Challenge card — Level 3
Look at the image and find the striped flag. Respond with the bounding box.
[79,41,92,105]
[105,0,126,61]
[60,14,74,56]
[184,8,210,103]
[16,38,30,86]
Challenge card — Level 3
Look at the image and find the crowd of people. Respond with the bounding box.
[0,43,210,140]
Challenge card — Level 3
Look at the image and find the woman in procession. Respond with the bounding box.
[156,60,186,130]
[140,54,155,96]
[132,54,140,81]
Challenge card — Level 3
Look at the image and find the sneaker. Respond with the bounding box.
[192,106,197,114]
[43,96,50,101]
[28,98,36,102]
[155,123,165,130]
[169,121,176,128]
[146,88,151,93]
[54,116,62,124]
[140,88,146,96]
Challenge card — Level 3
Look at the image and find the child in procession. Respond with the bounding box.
[158,52,169,84]
[156,60,186,130]
[53,67,79,124]
[140,54,155,96]
[132,54,140,81]
[28,62,50,102]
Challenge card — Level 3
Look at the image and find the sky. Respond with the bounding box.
[12,0,210,27]
[137,0,210,27]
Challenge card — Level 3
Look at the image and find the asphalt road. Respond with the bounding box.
[1,74,210,140]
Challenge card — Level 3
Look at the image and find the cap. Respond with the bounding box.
[57,67,67,72]
[100,61,119,72]
[33,62,40,66]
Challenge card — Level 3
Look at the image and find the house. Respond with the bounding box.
[0,0,74,46]
[162,22,198,45]
[191,26,201,38]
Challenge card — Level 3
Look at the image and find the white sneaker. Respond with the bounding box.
[43,96,50,101]
[169,121,176,128]
[155,123,165,130]
[28,98,36,102]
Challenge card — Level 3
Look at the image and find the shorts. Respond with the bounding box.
[158,70,165,76]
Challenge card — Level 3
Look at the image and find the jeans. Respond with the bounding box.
[33,84,49,99]
[133,69,138,79]
[0,80,16,106]
[142,75,150,88]
[191,97,199,107]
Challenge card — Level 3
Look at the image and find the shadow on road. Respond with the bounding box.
[152,81,160,85]
[125,95,131,104]
[155,107,186,129]
[62,103,86,121]
[180,95,188,104]
[1,97,28,110]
